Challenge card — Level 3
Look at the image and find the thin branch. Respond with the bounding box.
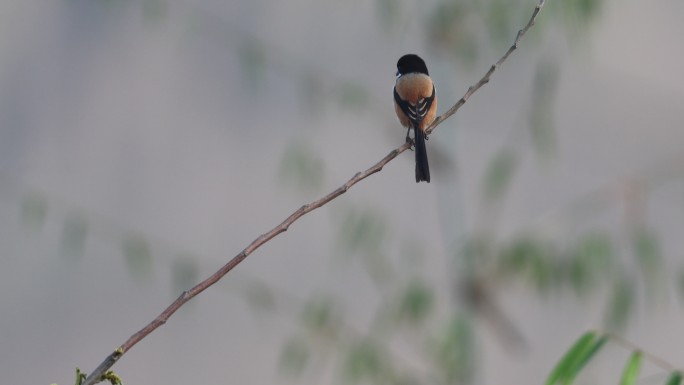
[606,333,680,374]
[80,1,546,384]
[427,0,545,134]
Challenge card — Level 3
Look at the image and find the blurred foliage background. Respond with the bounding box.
[2,0,684,385]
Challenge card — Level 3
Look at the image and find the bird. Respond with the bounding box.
[393,54,437,183]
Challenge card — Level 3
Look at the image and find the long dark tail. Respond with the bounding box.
[414,128,430,183]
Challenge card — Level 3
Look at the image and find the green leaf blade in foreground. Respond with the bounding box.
[666,371,683,385]
[545,332,595,385]
[619,351,642,385]
[563,335,607,385]
[544,331,607,385]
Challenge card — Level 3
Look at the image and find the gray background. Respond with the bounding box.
[1,0,684,384]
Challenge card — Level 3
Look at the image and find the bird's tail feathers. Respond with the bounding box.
[414,128,430,183]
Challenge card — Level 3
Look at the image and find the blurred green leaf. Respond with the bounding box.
[487,0,514,47]
[301,296,339,335]
[530,114,554,139]
[603,276,634,331]
[360,252,396,289]
[61,213,88,260]
[666,371,683,385]
[564,0,603,24]
[461,234,494,270]
[567,258,589,297]
[279,336,310,378]
[242,280,277,314]
[337,82,370,112]
[390,374,421,385]
[482,148,517,203]
[574,233,613,271]
[529,59,559,160]
[567,233,613,296]
[550,0,603,31]
[143,0,168,24]
[122,234,153,280]
[631,227,662,297]
[279,142,325,192]
[239,38,267,92]
[632,227,661,271]
[375,0,401,31]
[298,73,325,120]
[619,351,642,385]
[431,315,475,384]
[397,280,434,326]
[336,206,387,256]
[331,205,391,289]
[576,0,601,19]
[677,267,684,305]
[499,237,553,292]
[531,59,559,107]
[96,0,119,7]
[171,256,198,295]
[545,331,606,385]
[427,3,478,68]
[20,193,48,230]
[342,341,385,384]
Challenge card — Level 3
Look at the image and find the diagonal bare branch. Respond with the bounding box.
[80,1,546,384]
[427,0,545,134]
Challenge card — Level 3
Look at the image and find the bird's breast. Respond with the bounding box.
[395,73,434,102]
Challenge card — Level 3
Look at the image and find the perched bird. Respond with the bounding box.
[393,54,437,183]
